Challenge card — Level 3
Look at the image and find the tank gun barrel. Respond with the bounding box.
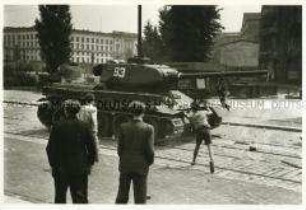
[180,70,269,78]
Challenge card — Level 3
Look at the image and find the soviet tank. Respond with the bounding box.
[37,5,225,143]
[36,3,272,140]
[37,57,195,143]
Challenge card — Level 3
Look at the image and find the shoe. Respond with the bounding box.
[191,161,196,166]
[146,195,151,200]
[209,161,215,174]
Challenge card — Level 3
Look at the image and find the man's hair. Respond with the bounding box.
[84,93,95,104]
[63,99,81,116]
[128,101,146,116]
[190,101,199,111]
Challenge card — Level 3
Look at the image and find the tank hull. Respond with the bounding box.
[37,84,189,144]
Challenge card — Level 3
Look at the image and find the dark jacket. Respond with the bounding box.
[46,118,98,176]
[117,118,154,175]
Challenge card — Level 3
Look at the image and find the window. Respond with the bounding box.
[92,38,94,43]
[101,39,103,44]
[81,37,84,42]
[106,40,108,44]
[96,38,99,43]
[86,38,90,42]
[91,45,94,50]
[76,37,79,42]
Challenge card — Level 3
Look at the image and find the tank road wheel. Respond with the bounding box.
[145,118,159,141]
[37,101,53,129]
[160,119,174,139]
[113,115,130,138]
[98,112,112,137]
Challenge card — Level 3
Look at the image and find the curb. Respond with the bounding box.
[3,100,38,107]
[221,121,301,132]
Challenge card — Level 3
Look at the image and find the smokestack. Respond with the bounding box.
[137,5,143,57]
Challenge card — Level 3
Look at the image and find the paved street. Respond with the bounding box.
[4,133,301,204]
[3,90,302,204]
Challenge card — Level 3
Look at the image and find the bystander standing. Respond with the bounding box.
[46,99,98,203]
[78,93,99,161]
[115,101,154,204]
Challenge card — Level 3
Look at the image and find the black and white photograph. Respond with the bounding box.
[2,2,303,205]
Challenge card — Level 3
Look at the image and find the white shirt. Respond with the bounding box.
[78,104,98,133]
[189,109,211,129]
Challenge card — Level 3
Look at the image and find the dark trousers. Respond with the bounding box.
[115,172,148,204]
[53,171,89,203]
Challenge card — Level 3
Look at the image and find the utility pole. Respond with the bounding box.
[137,5,143,58]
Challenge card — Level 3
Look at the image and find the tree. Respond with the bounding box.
[35,5,72,81]
[259,6,302,84]
[159,6,223,62]
[142,21,163,62]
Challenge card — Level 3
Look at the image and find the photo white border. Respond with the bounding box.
[0,0,304,209]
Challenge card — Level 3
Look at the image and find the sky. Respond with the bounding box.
[4,5,262,33]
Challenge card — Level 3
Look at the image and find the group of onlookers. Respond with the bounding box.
[46,93,218,204]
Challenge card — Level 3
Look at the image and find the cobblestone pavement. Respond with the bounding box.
[3,90,302,204]
[4,134,301,204]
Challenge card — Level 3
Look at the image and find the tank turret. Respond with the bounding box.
[93,58,181,93]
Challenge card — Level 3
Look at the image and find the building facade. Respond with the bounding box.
[259,6,302,84]
[213,13,261,69]
[214,8,301,85]
[240,13,261,43]
[3,27,137,65]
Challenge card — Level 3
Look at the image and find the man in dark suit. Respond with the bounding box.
[46,99,98,203]
[115,101,154,204]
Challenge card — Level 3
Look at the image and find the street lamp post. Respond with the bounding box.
[137,5,143,58]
